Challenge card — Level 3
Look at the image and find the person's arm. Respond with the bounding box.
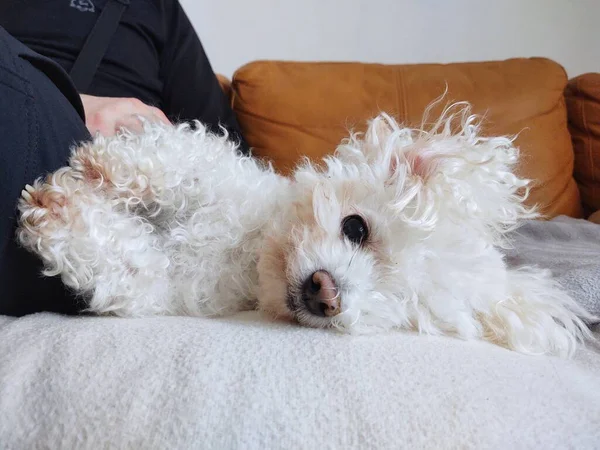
[158,1,249,154]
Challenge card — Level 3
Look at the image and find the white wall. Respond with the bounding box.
[180,0,600,79]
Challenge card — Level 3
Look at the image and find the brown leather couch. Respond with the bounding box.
[219,58,600,220]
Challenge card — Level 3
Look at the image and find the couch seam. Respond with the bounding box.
[579,77,597,209]
[393,66,400,122]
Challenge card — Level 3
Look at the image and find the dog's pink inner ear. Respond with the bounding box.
[389,148,437,181]
[408,152,431,178]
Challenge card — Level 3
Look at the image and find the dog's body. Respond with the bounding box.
[18,104,595,357]
[19,122,290,317]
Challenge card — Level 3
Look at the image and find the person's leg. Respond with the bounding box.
[0,26,91,316]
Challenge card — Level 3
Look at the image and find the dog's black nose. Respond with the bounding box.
[301,271,341,317]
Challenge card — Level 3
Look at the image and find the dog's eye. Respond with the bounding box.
[342,215,369,245]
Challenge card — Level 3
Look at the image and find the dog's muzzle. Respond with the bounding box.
[300,270,341,317]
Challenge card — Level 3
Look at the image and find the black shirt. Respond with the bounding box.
[1,0,248,150]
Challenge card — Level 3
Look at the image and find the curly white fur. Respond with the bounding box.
[17,104,596,357]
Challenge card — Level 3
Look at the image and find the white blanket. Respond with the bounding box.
[1,312,599,449]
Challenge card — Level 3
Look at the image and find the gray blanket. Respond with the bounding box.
[504,216,600,322]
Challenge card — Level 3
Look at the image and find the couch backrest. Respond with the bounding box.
[230,58,583,218]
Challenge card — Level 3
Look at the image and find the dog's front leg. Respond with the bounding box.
[18,169,171,316]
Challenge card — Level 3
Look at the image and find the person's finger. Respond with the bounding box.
[88,115,117,137]
[119,100,170,126]
[113,98,145,119]
[118,99,166,122]
[115,115,144,134]
[149,107,171,125]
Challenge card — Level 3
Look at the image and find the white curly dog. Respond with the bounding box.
[17,103,596,357]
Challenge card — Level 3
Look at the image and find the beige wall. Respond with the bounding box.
[180,0,600,78]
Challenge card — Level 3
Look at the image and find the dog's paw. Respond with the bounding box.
[19,181,68,228]
[17,168,84,251]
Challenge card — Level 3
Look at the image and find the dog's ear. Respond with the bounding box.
[362,113,412,181]
[388,103,538,235]
[364,113,437,183]
[334,113,406,172]
[365,113,396,152]
[394,144,441,182]
[336,112,458,185]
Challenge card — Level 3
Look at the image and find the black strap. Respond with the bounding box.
[69,0,130,92]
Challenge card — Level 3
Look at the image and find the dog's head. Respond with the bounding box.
[257,103,536,332]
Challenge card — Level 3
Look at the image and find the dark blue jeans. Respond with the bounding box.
[0,26,91,316]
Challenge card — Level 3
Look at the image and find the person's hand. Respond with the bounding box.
[80,94,171,136]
